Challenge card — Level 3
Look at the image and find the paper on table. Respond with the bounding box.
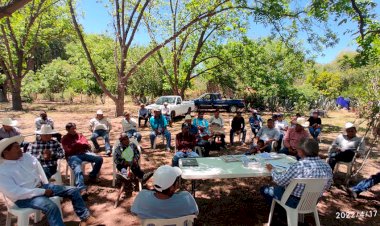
[271,161,292,170]
[257,152,272,159]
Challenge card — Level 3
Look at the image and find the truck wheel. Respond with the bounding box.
[229,105,237,113]
[171,111,176,120]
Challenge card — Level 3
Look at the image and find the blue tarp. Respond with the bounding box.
[336,96,350,109]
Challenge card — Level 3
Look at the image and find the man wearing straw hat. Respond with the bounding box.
[0,136,102,226]
[27,125,65,179]
[89,109,112,156]
[35,110,62,142]
[327,122,366,170]
[279,117,310,157]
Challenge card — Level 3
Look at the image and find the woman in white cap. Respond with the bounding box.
[131,165,198,219]
[27,125,65,179]
[328,122,366,170]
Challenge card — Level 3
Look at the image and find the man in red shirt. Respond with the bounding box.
[279,117,310,157]
[61,123,103,195]
[172,124,198,166]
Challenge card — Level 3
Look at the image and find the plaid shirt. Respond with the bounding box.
[114,142,140,167]
[26,140,65,168]
[271,157,333,197]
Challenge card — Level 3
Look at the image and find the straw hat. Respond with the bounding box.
[296,117,309,127]
[0,136,24,164]
[1,118,18,127]
[35,125,57,135]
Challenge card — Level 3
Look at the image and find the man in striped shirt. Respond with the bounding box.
[261,138,333,208]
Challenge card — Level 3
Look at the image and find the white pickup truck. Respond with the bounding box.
[146,95,195,119]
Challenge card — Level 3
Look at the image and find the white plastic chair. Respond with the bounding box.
[229,119,243,143]
[194,146,204,157]
[267,178,329,226]
[65,157,94,186]
[141,214,197,226]
[153,133,166,149]
[3,161,63,226]
[326,137,365,185]
[50,159,63,185]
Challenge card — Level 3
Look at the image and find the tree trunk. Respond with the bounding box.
[11,78,23,110]
[115,84,125,117]
[0,83,8,102]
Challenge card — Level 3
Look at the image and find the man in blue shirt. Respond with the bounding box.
[149,109,171,151]
[131,165,199,219]
[249,110,263,137]
[192,112,211,156]
[260,138,333,208]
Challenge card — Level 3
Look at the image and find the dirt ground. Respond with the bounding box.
[0,99,379,226]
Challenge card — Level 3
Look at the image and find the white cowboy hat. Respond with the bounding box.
[0,136,24,164]
[96,109,103,115]
[185,114,192,120]
[35,125,57,135]
[153,165,182,192]
[345,122,355,129]
[296,117,309,127]
[1,118,18,127]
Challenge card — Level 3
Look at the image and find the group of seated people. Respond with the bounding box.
[0,107,378,225]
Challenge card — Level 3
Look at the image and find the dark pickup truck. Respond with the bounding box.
[193,93,245,113]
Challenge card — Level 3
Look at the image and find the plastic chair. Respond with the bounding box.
[141,214,197,226]
[326,137,365,185]
[153,133,166,149]
[3,161,63,226]
[229,119,243,143]
[50,159,63,185]
[65,158,94,186]
[194,146,204,157]
[267,178,329,226]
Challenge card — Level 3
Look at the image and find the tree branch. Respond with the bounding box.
[350,0,365,40]
[0,0,33,19]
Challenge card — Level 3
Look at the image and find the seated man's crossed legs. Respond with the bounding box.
[68,153,103,191]
[90,129,111,154]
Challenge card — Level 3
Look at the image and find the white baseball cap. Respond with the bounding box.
[1,118,18,127]
[0,136,24,164]
[35,125,57,135]
[153,165,182,192]
[345,122,355,129]
[96,109,103,115]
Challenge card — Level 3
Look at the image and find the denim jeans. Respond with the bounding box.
[150,130,171,149]
[351,172,380,194]
[15,184,90,225]
[90,129,111,151]
[230,129,246,144]
[43,165,58,180]
[67,153,103,190]
[172,151,199,166]
[126,129,142,142]
[308,127,321,140]
[260,185,300,208]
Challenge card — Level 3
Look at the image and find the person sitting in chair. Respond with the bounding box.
[62,123,103,197]
[209,110,226,148]
[0,136,102,226]
[0,118,29,152]
[131,165,199,219]
[35,110,62,142]
[114,133,153,185]
[230,112,246,145]
[308,111,322,140]
[122,112,142,142]
[89,110,112,156]
[172,124,198,166]
[161,102,172,127]
[149,109,171,151]
[27,125,65,180]
[260,138,333,208]
[327,122,366,170]
[184,114,198,136]
[249,110,263,138]
[192,112,211,157]
[279,117,309,157]
[138,104,149,127]
[256,119,281,152]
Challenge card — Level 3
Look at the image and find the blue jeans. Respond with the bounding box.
[90,129,111,151]
[15,184,90,225]
[172,151,199,166]
[308,127,321,140]
[150,130,171,149]
[43,165,58,180]
[67,153,103,190]
[260,185,300,209]
[351,172,380,194]
[126,129,142,142]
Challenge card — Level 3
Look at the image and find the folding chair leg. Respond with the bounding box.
[267,200,276,226]
[286,211,298,226]
[314,209,321,226]
[19,214,31,226]
[34,211,41,223]
[153,137,157,149]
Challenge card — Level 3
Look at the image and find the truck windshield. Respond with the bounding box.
[155,97,176,105]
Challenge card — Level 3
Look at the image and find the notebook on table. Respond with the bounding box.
[181,158,199,167]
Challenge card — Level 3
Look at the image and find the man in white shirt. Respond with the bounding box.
[328,122,366,170]
[275,113,289,151]
[35,110,62,142]
[209,110,226,147]
[89,109,112,156]
[121,112,142,142]
[0,136,101,226]
[161,102,172,127]
[256,118,281,152]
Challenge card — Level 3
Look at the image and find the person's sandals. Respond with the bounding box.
[80,216,103,226]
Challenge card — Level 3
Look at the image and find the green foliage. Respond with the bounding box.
[306,70,343,98]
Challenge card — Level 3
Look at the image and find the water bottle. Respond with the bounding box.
[241,155,249,167]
